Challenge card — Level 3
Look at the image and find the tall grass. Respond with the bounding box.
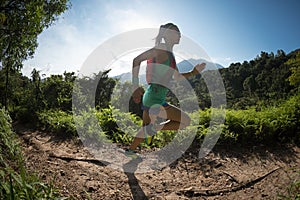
[0,108,62,199]
[36,94,300,146]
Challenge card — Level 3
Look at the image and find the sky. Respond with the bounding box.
[22,0,300,77]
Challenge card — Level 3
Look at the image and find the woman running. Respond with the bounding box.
[126,23,206,158]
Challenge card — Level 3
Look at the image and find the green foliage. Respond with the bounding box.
[151,130,177,147]
[0,0,70,66]
[286,50,300,89]
[74,106,138,145]
[74,107,109,144]
[0,0,70,108]
[37,109,76,136]
[111,81,144,118]
[94,71,116,109]
[1,48,299,129]
[215,50,296,109]
[0,69,77,123]
[0,70,36,122]
[37,106,142,144]
[0,108,19,164]
[1,170,62,200]
[0,108,62,199]
[189,50,299,109]
[35,85,300,145]
[97,107,142,144]
[278,170,300,200]
[42,72,76,111]
[73,70,117,113]
[194,94,300,144]
[288,66,300,88]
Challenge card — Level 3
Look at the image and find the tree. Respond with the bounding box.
[0,0,70,108]
[73,70,117,112]
[286,51,300,89]
[42,72,75,111]
[31,68,42,105]
[243,75,255,96]
[111,81,144,118]
[95,70,116,109]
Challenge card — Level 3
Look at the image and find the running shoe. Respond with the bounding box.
[144,124,156,145]
[124,149,140,159]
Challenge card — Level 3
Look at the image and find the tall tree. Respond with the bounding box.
[95,70,116,109]
[286,50,300,89]
[31,68,43,108]
[0,0,70,108]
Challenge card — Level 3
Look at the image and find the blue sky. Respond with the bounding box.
[22,0,300,77]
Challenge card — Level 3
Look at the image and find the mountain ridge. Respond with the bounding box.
[114,58,224,84]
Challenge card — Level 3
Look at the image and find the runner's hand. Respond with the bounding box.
[132,86,144,104]
[194,63,206,74]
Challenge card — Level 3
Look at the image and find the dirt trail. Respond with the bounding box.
[16,126,299,199]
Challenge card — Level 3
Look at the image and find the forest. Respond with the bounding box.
[1,49,299,143]
[1,1,299,199]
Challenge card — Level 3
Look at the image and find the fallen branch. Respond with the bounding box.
[221,171,240,183]
[177,167,282,197]
[49,153,110,166]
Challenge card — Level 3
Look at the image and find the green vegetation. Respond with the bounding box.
[191,50,298,109]
[286,50,300,89]
[37,109,76,135]
[1,0,70,108]
[224,94,299,143]
[33,92,300,148]
[0,1,70,198]
[0,108,62,199]
[278,170,300,200]
[0,49,299,146]
[0,2,299,198]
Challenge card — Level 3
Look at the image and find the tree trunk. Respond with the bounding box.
[4,65,9,108]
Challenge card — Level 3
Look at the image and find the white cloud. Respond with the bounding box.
[22,15,101,77]
[104,3,162,33]
[22,1,168,77]
[108,49,148,77]
[210,57,233,67]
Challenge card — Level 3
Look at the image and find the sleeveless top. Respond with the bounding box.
[146,51,176,87]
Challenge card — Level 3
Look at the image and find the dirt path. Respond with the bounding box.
[16,126,299,199]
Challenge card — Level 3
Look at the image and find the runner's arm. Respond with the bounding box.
[173,63,206,80]
[132,48,155,82]
[131,48,155,103]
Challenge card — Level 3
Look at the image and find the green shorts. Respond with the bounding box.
[142,84,169,115]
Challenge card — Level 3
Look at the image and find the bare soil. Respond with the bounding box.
[15,125,299,200]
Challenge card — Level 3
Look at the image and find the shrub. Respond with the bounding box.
[97,107,142,144]
[0,108,62,199]
[37,109,76,136]
[193,94,300,144]
[36,94,300,147]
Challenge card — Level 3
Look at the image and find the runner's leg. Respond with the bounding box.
[157,104,191,130]
[129,110,151,150]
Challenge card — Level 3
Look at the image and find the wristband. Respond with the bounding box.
[132,76,139,85]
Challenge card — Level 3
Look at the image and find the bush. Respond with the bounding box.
[0,108,61,199]
[194,94,300,144]
[37,109,76,136]
[0,108,20,170]
[36,94,300,147]
[37,107,141,145]
[97,106,142,144]
[73,107,109,146]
